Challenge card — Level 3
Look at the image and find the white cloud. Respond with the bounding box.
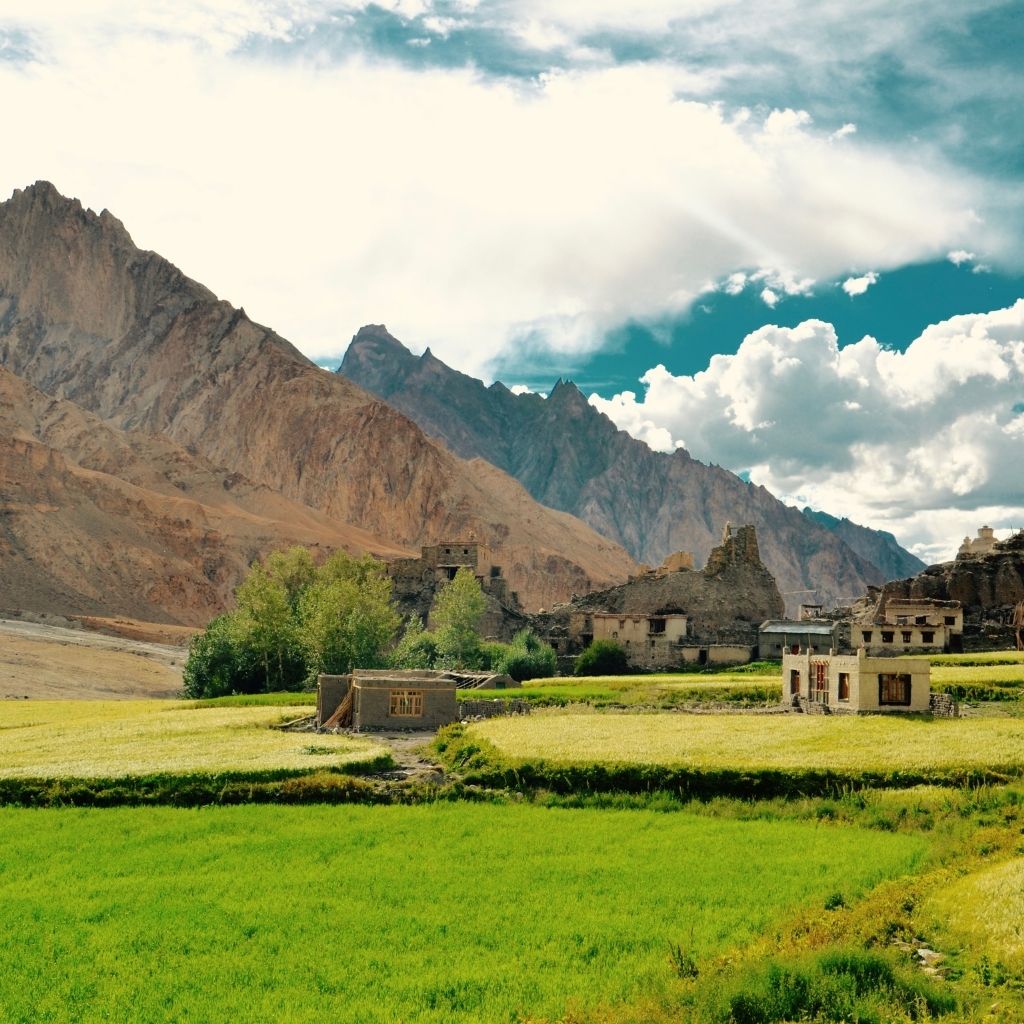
[0,4,1009,379]
[947,249,975,265]
[590,301,1024,560]
[760,287,779,307]
[830,122,857,141]
[841,271,878,296]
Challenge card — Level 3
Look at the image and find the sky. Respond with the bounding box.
[2,0,1023,563]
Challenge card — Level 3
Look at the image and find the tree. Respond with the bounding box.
[575,639,630,677]
[298,569,400,678]
[181,613,263,698]
[265,546,317,610]
[496,629,557,681]
[389,617,438,669]
[431,566,487,669]
[233,561,298,691]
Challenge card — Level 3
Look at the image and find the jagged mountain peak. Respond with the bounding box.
[339,334,924,610]
[0,182,637,617]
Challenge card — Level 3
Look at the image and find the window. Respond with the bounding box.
[838,673,850,701]
[790,643,801,655]
[862,630,873,643]
[790,669,800,695]
[944,616,956,626]
[916,615,927,625]
[389,690,424,716]
[878,673,912,706]
[648,617,666,634]
[881,631,894,644]
[922,631,935,644]
[901,631,912,643]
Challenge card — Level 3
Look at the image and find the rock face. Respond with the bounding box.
[801,508,925,581]
[568,523,785,637]
[0,182,637,617]
[879,532,1024,621]
[340,325,904,611]
[0,366,412,624]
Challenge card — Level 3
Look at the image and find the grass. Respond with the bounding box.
[0,803,928,1024]
[469,713,1024,777]
[925,856,1024,969]
[0,700,384,778]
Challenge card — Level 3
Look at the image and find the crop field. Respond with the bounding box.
[0,803,927,1024]
[0,700,384,778]
[926,856,1024,968]
[469,712,1024,776]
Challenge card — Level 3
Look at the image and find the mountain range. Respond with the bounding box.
[0,182,635,622]
[340,325,925,611]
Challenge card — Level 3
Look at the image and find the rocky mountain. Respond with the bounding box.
[801,508,925,582]
[874,531,1024,645]
[0,182,637,617]
[0,365,411,624]
[340,325,904,611]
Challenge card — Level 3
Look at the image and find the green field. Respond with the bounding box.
[0,701,384,778]
[469,712,1024,777]
[0,804,928,1024]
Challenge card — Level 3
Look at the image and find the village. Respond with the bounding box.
[312,523,1024,731]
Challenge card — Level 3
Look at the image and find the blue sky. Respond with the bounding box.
[1,1,1022,561]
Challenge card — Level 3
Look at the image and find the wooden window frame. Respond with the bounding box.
[389,689,424,717]
[878,673,912,707]
[838,672,850,701]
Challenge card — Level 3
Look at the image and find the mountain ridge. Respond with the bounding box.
[340,324,918,611]
[0,182,637,615]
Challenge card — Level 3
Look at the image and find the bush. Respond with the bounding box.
[575,639,630,676]
[500,645,557,682]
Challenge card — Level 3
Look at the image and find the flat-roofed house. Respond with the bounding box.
[851,598,963,654]
[782,649,931,714]
[317,670,458,730]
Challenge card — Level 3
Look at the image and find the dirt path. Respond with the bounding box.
[0,618,184,700]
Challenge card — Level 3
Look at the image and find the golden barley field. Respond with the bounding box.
[0,701,386,778]
[470,712,1024,774]
[927,857,1024,966]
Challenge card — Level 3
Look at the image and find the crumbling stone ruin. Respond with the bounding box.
[386,540,529,639]
[537,523,785,670]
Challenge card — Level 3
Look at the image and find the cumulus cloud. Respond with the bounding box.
[590,300,1024,560]
[841,271,878,296]
[760,287,779,307]
[830,122,857,140]
[0,5,997,375]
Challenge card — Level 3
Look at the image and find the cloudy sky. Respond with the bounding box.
[2,1,1023,562]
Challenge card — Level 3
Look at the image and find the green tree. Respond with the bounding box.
[497,629,557,681]
[432,566,487,669]
[265,546,317,610]
[233,561,297,690]
[575,638,630,677]
[389,616,438,670]
[298,565,400,678]
[181,612,263,698]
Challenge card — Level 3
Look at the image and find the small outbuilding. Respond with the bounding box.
[758,619,840,660]
[782,649,931,714]
[317,669,459,731]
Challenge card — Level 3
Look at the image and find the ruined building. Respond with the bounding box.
[540,523,785,669]
[386,540,528,639]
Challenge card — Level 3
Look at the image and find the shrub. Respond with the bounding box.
[575,639,630,676]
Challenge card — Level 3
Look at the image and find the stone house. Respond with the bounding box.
[317,669,458,731]
[569,611,689,670]
[758,619,841,659]
[851,598,963,654]
[782,649,931,714]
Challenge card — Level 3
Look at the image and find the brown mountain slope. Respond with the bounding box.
[0,366,412,624]
[0,182,636,611]
[340,325,897,612]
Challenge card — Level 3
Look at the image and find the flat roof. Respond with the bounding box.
[759,620,836,635]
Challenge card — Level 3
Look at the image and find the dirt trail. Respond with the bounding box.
[0,618,184,700]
